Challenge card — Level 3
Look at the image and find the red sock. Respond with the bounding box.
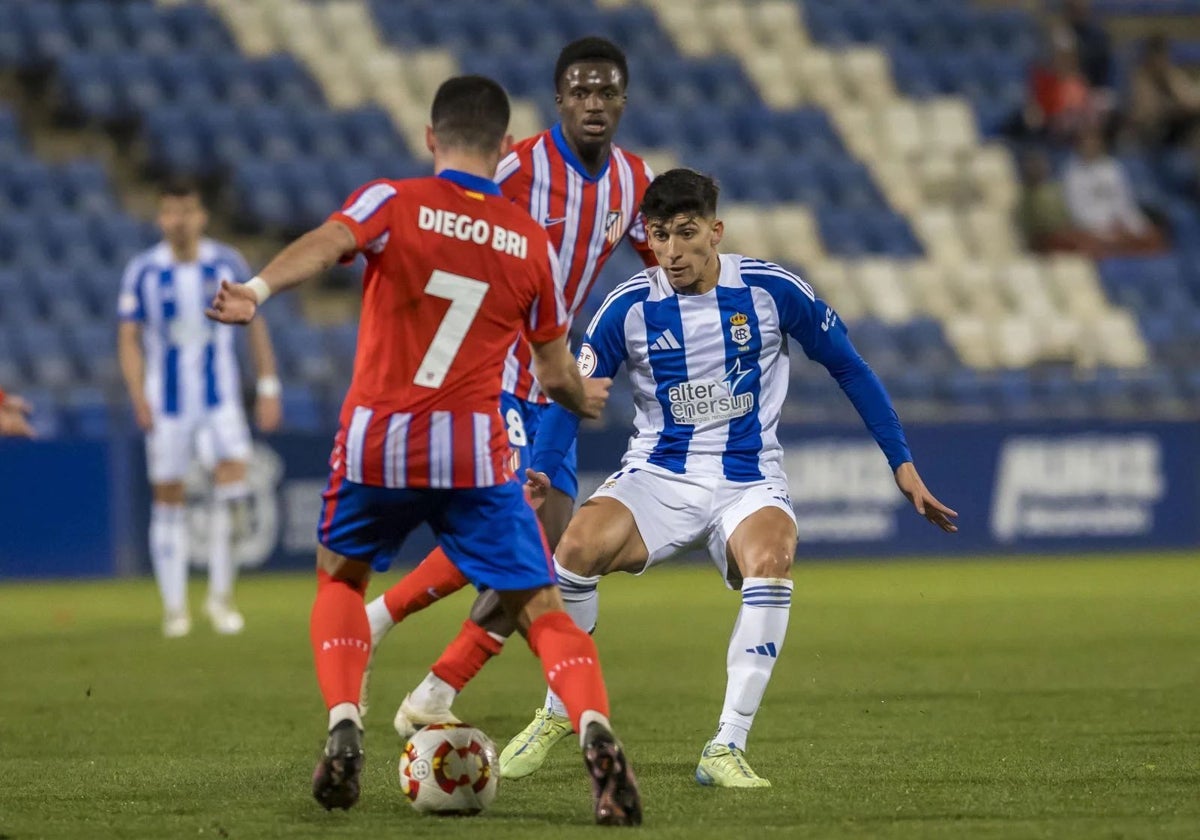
[383,546,469,623]
[430,619,505,691]
[310,570,370,710]
[527,610,610,731]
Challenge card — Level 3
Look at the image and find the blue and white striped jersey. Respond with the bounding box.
[579,253,910,481]
[118,238,251,417]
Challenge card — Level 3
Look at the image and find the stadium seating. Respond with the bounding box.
[1,0,1198,433]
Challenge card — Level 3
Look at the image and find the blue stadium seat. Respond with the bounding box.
[280,382,324,433]
[192,106,247,173]
[258,54,323,107]
[66,322,119,386]
[62,386,113,438]
[19,2,72,67]
[58,159,114,214]
[90,216,155,265]
[342,106,403,160]
[324,324,359,369]
[0,3,30,68]
[16,386,63,438]
[65,0,123,53]
[162,3,233,53]
[120,1,176,55]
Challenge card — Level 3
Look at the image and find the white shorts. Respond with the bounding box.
[145,402,252,484]
[588,462,797,589]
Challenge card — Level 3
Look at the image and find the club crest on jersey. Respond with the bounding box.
[604,209,623,244]
[578,343,598,377]
[729,312,753,347]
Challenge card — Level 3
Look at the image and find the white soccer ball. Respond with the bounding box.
[398,723,499,815]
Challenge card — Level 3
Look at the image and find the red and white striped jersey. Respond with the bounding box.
[326,169,567,489]
[496,124,657,403]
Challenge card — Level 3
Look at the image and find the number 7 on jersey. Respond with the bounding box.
[413,270,489,388]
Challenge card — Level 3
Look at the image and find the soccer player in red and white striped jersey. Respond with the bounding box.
[207,75,641,825]
[362,39,659,738]
[495,105,655,404]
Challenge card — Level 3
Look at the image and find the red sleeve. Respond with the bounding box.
[625,158,658,269]
[0,388,6,407]
[524,238,569,344]
[499,158,532,209]
[328,180,398,252]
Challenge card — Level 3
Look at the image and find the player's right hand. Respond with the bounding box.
[523,468,552,511]
[579,376,611,420]
[206,279,258,325]
[132,397,154,432]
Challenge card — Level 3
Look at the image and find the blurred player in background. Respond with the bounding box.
[117,179,281,639]
[362,35,658,738]
[207,75,641,825]
[0,388,33,437]
[512,168,958,786]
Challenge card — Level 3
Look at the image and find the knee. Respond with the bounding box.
[316,546,370,590]
[738,545,794,580]
[152,483,185,505]
[553,527,604,577]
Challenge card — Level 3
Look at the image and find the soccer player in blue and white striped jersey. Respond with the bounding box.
[117,179,281,638]
[502,168,958,787]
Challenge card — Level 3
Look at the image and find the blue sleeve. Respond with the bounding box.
[764,272,912,471]
[117,257,147,322]
[530,280,637,478]
[530,403,580,479]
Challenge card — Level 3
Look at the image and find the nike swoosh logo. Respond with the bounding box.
[542,216,567,226]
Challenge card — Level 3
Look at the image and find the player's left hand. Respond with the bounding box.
[894,462,958,533]
[255,394,282,433]
[523,468,552,511]
[206,279,258,325]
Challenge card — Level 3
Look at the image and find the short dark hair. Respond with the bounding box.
[640,169,719,224]
[159,176,201,199]
[554,37,629,91]
[430,75,510,152]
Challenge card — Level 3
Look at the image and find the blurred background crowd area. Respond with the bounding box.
[2,0,1200,437]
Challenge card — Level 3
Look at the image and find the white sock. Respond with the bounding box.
[409,671,456,712]
[150,502,188,615]
[715,577,793,752]
[365,595,395,646]
[215,479,250,502]
[207,494,234,603]
[328,701,362,731]
[544,559,600,719]
[577,710,612,747]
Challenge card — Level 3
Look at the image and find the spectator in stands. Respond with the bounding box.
[1061,0,1113,89]
[1015,148,1089,253]
[1063,126,1166,255]
[0,388,33,437]
[1022,34,1103,143]
[1129,35,1200,148]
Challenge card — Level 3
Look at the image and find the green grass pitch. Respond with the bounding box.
[2,553,1198,839]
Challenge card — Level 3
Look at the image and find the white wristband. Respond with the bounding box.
[245,276,272,304]
[256,376,282,398]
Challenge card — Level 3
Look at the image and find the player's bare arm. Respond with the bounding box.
[894,462,958,533]
[528,334,610,419]
[116,320,153,431]
[247,317,282,432]
[207,220,356,324]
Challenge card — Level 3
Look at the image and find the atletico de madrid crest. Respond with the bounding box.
[729,312,752,347]
[604,209,623,244]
